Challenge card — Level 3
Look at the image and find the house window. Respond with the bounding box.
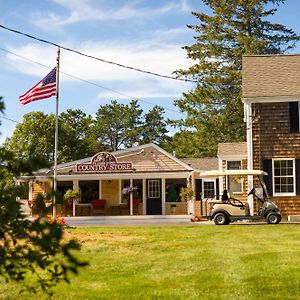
[148,180,160,198]
[273,159,295,196]
[203,181,215,198]
[289,101,300,133]
[227,161,242,193]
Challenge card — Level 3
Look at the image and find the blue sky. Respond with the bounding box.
[0,0,299,144]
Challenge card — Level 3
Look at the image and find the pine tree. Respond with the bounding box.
[173,0,299,157]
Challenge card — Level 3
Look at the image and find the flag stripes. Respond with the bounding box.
[19,68,56,105]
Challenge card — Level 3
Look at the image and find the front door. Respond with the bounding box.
[146,179,162,215]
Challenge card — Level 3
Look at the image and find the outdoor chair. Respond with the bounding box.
[91,199,106,215]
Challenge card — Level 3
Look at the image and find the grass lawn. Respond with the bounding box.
[1,224,300,299]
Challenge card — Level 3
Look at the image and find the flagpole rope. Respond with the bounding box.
[0,24,197,84]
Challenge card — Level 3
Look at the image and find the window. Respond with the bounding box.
[273,159,295,196]
[289,101,300,133]
[227,161,242,193]
[148,180,160,198]
[203,181,215,198]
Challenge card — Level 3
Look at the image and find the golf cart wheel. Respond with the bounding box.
[266,212,281,224]
[214,212,229,225]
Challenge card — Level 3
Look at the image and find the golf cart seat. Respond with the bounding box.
[221,190,230,203]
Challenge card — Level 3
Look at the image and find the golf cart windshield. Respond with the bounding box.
[199,169,270,201]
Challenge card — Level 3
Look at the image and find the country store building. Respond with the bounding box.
[16,142,249,217]
[17,144,200,216]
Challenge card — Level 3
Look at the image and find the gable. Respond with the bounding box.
[35,144,193,176]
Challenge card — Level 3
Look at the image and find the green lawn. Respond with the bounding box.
[1,224,300,300]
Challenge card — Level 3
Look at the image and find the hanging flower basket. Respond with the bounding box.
[122,186,138,195]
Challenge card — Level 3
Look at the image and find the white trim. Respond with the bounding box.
[272,158,296,197]
[162,178,166,215]
[202,179,216,199]
[142,179,146,215]
[226,160,243,194]
[129,179,133,215]
[57,172,191,181]
[29,181,32,201]
[245,101,254,215]
[99,180,102,199]
[118,180,121,204]
[243,96,300,104]
[147,179,161,198]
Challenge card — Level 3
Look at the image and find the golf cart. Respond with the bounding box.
[199,170,281,225]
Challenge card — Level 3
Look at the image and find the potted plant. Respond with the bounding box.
[179,187,194,202]
[179,186,195,215]
[64,189,81,203]
[63,189,81,216]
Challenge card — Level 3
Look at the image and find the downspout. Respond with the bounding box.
[245,100,254,215]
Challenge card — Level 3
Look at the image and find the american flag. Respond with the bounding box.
[19,68,57,105]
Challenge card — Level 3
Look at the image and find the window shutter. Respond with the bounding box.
[216,178,219,198]
[289,102,299,133]
[263,159,273,196]
[195,179,202,200]
[296,159,300,195]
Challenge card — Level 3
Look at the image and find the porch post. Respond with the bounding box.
[99,180,102,199]
[73,180,79,217]
[246,100,254,215]
[29,180,33,201]
[129,179,133,216]
[162,178,166,215]
[142,179,146,215]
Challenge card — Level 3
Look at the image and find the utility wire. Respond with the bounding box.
[0,115,21,124]
[0,47,184,115]
[0,24,197,83]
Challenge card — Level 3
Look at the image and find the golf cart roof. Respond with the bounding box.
[199,169,268,178]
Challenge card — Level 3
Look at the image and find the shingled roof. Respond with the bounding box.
[242,54,300,99]
[217,142,247,157]
[181,157,218,171]
[34,144,194,176]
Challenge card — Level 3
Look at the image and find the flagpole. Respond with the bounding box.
[53,47,60,219]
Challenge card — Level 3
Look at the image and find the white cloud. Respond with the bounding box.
[32,0,190,29]
[5,36,193,118]
[6,38,192,83]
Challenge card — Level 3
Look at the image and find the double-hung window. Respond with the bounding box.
[227,161,243,194]
[273,159,295,196]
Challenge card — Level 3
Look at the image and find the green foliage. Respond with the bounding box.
[92,100,143,151]
[63,189,81,203]
[4,112,55,162]
[172,0,300,157]
[59,109,95,162]
[140,105,170,147]
[4,110,96,165]
[179,186,194,202]
[5,102,170,164]
[0,98,87,295]
[0,149,87,295]
[91,100,170,151]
